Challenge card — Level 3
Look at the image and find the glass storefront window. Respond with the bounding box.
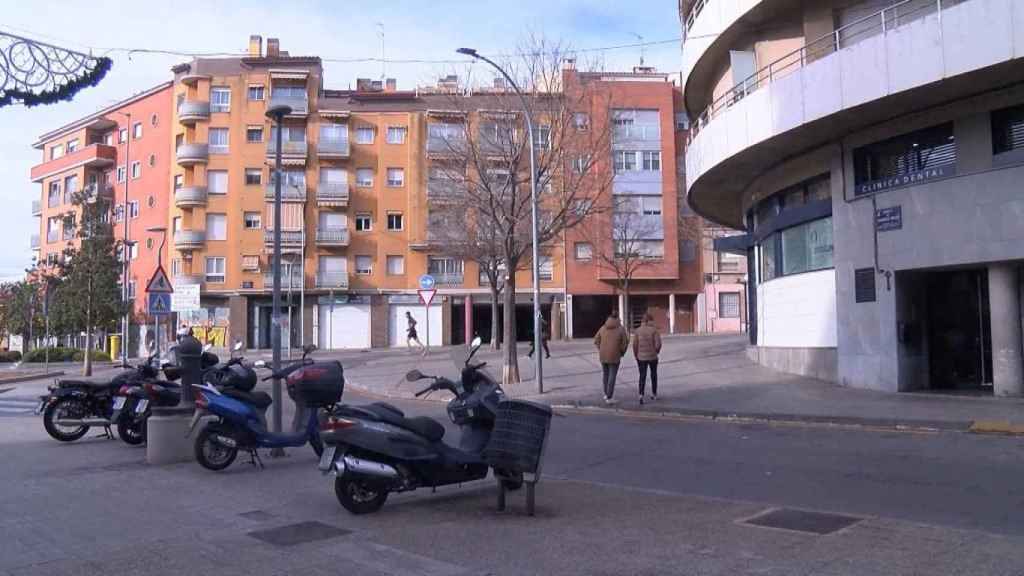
[782,217,834,276]
[761,234,777,282]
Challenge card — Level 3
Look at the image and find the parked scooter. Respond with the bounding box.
[318,336,519,514]
[189,344,342,471]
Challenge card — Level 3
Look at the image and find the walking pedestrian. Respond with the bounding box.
[593,312,629,404]
[405,311,426,355]
[632,313,662,404]
[527,316,551,359]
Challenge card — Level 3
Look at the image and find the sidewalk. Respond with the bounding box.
[338,334,1024,434]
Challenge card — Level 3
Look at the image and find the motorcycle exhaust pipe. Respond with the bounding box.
[340,455,399,479]
[53,418,111,426]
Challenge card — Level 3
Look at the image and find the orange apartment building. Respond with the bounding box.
[30,82,174,353]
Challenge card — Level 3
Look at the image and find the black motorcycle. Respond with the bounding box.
[318,337,519,514]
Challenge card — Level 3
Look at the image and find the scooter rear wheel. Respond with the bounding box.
[195,425,238,471]
[42,398,89,442]
[334,476,388,514]
[117,416,146,445]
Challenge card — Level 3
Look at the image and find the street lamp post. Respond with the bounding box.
[146,226,167,365]
[456,47,543,393]
[266,104,292,450]
[118,112,132,367]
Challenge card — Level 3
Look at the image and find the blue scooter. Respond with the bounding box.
[189,345,344,471]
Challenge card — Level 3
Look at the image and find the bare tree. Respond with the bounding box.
[429,36,613,384]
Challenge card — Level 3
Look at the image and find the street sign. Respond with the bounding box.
[148,292,172,316]
[875,206,902,232]
[171,284,201,312]
[418,274,435,290]
[418,289,436,306]
[145,266,174,294]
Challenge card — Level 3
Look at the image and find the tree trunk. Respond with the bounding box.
[502,268,520,385]
[623,279,631,334]
[489,284,501,350]
[83,305,93,377]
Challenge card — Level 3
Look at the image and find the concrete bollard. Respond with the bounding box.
[146,409,195,464]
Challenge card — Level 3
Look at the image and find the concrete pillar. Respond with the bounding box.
[669,293,677,334]
[566,295,574,339]
[989,264,1024,397]
[464,295,473,343]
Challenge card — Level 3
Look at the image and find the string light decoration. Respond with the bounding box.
[0,31,112,108]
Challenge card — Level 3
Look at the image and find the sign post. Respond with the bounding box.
[145,266,173,359]
[418,274,436,354]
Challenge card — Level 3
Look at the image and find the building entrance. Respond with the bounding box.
[926,269,993,392]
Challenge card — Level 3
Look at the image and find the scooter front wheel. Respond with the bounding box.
[334,476,388,514]
[42,398,89,442]
[195,425,238,471]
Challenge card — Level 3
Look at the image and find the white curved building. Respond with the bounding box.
[680,0,1024,395]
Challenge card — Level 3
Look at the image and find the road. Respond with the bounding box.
[1,382,1023,575]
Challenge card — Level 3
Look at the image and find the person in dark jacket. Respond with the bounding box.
[593,313,629,404]
[527,317,551,359]
[632,313,662,404]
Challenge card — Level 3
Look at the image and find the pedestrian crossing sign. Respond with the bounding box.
[145,266,174,294]
[148,292,172,316]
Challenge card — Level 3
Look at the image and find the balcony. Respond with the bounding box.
[174,230,205,250]
[31,143,116,183]
[269,93,308,116]
[266,140,308,157]
[316,181,349,206]
[46,231,58,243]
[315,271,349,289]
[263,269,305,289]
[30,234,40,249]
[427,178,467,203]
[263,230,304,247]
[426,133,468,156]
[172,273,203,287]
[174,186,208,208]
[176,143,209,166]
[177,100,210,124]
[317,138,350,158]
[264,182,306,201]
[31,200,40,215]
[83,182,113,202]
[315,227,350,247]
[432,272,464,287]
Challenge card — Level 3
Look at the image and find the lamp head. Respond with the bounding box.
[146,226,167,234]
[456,47,478,57]
[265,104,292,119]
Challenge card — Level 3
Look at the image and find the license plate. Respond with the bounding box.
[113,397,126,410]
[318,446,337,473]
[134,399,149,413]
[35,399,47,415]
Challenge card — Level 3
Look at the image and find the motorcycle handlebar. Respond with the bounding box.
[414,384,433,397]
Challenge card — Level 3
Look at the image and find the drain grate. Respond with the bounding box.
[741,508,862,535]
[247,521,351,547]
[238,510,274,521]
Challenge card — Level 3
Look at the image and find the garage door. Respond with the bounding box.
[318,304,371,349]
[389,304,442,348]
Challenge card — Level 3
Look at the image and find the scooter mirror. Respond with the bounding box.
[233,341,243,352]
[470,336,483,350]
[202,343,213,353]
[405,369,424,382]
[303,344,317,354]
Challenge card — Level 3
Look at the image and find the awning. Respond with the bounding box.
[269,69,308,80]
[713,234,752,256]
[319,110,350,119]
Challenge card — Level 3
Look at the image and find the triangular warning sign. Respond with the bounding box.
[146,266,174,293]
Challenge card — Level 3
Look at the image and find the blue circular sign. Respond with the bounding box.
[418,274,435,290]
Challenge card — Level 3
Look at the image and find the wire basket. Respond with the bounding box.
[483,400,553,477]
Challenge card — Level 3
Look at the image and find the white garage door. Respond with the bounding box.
[389,304,442,348]
[318,304,371,349]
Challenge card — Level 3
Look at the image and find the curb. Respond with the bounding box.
[968,420,1024,436]
[0,371,65,386]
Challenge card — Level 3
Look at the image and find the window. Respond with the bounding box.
[640,196,662,215]
[133,122,143,139]
[104,132,114,146]
[853,122,956,195]
[386,255,405,275]
[205,257,226,282]
[171,258,181,276]
[386,168,404,187]
[148,153,156,167]
[571,155,591,174]
[574,242,593,261]
[535,125,551,150]
[50,144,64,160]
[117,166,127,183]
[128,200,139,219]
[761,234,778,282]
[781,217,834,276]
[245,169,262,185]
[150,113,158,127]
[173,216,181,233]
[244,212,261,229]
[642,151,661,171]
[356,168,373,187]
[386,126,407,144]
[147,195,155,208]
[675,113,690,131]
[242,255,261,271]
[356,126,375,144]
[246,126,264,143]
[537,256,553,281]
[719,292,740,319]
[66,139,79,153]
[355,255,373,275]
[64,174,78,196]
[206,213,227,241]
[613,150,637,173]
[210,87,231,113]
[248,85,265,101]
[128,242,139,261]
[386,212,404,231]
[717,250,743,272]
[113,204,125,222]
[174,174,184,189]
[992,104,1024,156]
[681,239,697,262]
[48,182,61,207]
[119,128,128,143]
[320,123,348,144]
[355,213,372,231]
[209,128,229,153]
[207,170,228,194]
[573,112,590,131]
[130,161,141,179]
[427,257,463,278]
[126,281,136,299]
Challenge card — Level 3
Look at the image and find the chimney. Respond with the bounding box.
[248,35,262,57]
[385,78,397,92]
[266,38,280,58]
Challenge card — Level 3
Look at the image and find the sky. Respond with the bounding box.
[0,0,684,282]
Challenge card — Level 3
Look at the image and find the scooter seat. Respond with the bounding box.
[221,388,273,409]
[59,379,115,391]
[401,416,445,442]
[370,402,404,417]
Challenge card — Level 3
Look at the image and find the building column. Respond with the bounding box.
[566,295,574,339]
[668,293,677,334]
[464,295,473,343]
[989,264,1024,397]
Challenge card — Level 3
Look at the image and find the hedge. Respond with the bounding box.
[23,348,111,363]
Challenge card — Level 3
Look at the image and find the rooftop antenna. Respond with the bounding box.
[376,22,385,80]
[631,33,646,67]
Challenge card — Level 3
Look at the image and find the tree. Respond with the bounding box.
[51,190,127,375]
[0,281,43,349]
[430,37,613,384]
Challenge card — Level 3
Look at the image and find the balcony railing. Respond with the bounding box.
[264,182,307,201]
[427,178,467,202]
[682,0,710,34]
[30,234,40,249]
[317,138,350,157]
[266,140,308,156]
[62,228,75,241]
[174,186,208,208]
[263,270,305,289]
[431,272,464,286]
[269,93,308,115]
[263,230,304,245]
[174,230,206,250]
[315,271,349,289]
[612,124,661,142]
[690,0,955,142]
[426,134,468,155]
[176,143,209,165]
[31,200,40,215]
[177,100,210,123]
[83,182,113,201]
[172,273,203,287]
[316,181,349,205]
[315,227,350,246]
